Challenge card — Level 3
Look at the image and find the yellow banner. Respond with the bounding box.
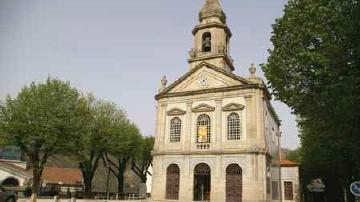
[198,126,208,142]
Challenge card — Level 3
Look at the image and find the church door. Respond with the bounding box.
[166,164,180,200]
[226,164,242,202]
[193,163,211,201]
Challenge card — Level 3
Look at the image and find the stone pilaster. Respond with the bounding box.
[159,103,167,152]
[185,101,193,152]
[215,98,222,150]
[245,95,256,140]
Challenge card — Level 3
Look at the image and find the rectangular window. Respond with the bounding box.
[272,181,279,200]
[284,181,294,200]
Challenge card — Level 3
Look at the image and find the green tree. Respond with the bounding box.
[75,96,124,198]
[103,121,141,194]
[0,78,82,201]
[286,148,301,163]
[262,0,360,201]
[131,136,154,183]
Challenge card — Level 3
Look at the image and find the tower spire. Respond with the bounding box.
[199,0,226,23]
[188,0,234,72]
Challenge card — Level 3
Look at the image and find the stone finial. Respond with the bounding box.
[199,0,226,23]
[249,63,257,78]
[189,48,196,58]
[159,76,168,92]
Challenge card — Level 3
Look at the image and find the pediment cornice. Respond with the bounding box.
[167,108,186,116]
[192,103,215,113]
[222,103,245,111]
[156,62,252,98]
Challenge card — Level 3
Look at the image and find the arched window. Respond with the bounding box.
[170,117,181,142]
[226,164,242,202]
[166,164,180,200]
[197,114,211,143]
[227,113,241,140]
[202,32,211,52]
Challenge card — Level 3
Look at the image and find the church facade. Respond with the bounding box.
[151,1,281,202]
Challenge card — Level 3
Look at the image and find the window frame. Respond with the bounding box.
[284,181,294,200]
[227,112,241,140]
[169,117,182,143]
[196,114,211,143]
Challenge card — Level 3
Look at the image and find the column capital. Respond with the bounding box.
[215,98,223,103]
[244,95,252,100]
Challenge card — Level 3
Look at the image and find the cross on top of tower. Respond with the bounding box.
[199,0,226,23]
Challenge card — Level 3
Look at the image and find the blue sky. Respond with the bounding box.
[0,0,299,149]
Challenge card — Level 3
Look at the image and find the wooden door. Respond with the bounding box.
[226,164,242,202]
[166,164,180,200]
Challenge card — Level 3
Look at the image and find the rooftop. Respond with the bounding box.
[42,167,82,186]
[280,159,298,167]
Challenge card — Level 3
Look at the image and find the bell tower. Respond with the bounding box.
[188,0,234,72]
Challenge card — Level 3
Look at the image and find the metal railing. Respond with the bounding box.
[94,193,146,201]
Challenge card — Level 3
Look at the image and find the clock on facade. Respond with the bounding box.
[199,76,208,87]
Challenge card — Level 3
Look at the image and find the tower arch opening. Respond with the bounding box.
[202,32,212,53]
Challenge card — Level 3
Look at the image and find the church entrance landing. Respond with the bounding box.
[193,163,211,201]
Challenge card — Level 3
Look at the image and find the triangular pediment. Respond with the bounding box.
[222,103,245,111]
[158,62,251,95]
[192,103,215,113]
[167,108,186,116]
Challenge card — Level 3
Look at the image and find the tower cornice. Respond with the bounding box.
[192,22,232,37]
[188,54,234,71]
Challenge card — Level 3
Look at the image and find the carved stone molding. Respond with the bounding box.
[192,103,215,113]
[167,108,186,116]
[222,103,245,111]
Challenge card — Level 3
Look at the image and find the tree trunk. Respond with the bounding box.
[83,173,93,199]
[30,160,42,202]
[117,174,124,195]
[141,175,147,183]
[117,158,128,194]
[79,153,101,199]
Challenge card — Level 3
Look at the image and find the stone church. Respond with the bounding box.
[151,0,281,201]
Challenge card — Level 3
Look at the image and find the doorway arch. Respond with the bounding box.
[2,177,19,187]
[193,163,211,201]
[166,164,180,200]
[226,164,242,202]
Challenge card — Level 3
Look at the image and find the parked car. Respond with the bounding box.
[0,186,17,202]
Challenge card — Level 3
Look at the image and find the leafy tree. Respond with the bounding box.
[285,148,301,163]
[103,121,141,194]
[75,96,123,198]
[0,78,82,201]
[131,136,154,183]
[262,0,360,201]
